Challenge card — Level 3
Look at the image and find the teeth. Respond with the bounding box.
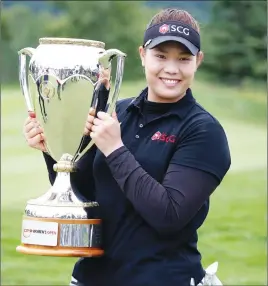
[162,79,178,84]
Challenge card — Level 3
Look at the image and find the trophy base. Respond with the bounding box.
[16,244,104,257]
[17,216,103,257]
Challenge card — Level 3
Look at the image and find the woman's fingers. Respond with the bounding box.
[24,116,36,125]
[84,111,96,135]
[84,121,93,133]
[24,120,36,133]
[84,119,93,135]
[24,117,42,134]
[27,134,43,147]
[89,108,96,116]
[27,125,43,140]
[22,116,47,152]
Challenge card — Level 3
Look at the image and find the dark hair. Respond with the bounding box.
[147,8,200,33]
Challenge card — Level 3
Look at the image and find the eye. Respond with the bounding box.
[179,57,191,61]
[155,54,166,59]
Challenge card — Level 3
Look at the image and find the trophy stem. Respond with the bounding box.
[17,154,103,257]
[53,153,76,173]
[26,153,98,214]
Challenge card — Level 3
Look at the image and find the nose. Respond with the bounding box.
[163,60,179,74]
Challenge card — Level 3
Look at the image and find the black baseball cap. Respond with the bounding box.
[143,21,201,55]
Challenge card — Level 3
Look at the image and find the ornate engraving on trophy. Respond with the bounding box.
[39,80,55,100]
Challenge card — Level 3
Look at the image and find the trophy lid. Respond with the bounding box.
[39,37,105,48]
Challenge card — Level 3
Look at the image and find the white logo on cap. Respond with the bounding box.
[170,24,190,36]
[159,24,190,36]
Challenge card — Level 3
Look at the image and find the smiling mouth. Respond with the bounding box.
[160,78,181,86]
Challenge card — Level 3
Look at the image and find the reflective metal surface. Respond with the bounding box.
[17,38,126,253]
[60,223,102,247]
[19,37,126,162]
[25,167,98,219]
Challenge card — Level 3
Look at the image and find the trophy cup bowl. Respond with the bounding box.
[16,37,126,257]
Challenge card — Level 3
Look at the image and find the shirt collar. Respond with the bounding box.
[126,87,196,119]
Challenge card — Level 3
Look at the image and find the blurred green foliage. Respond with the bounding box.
[1,1,266,84]
[201,0,267,83]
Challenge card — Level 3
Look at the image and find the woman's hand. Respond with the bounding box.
[23,116,47,152]
[84,108,96,136]
[90,111,123,157]
[84,67,112,136]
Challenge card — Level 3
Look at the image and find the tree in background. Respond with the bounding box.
[2,14,10,41]
[145,0,212,24]
[201,0,266,84]
[1,1,266,85]
[1,4,61,83]
[2,1,155,83]
[45,1,154,80]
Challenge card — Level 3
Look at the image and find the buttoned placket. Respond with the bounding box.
[122,101,181,152]
[130,113,176,146]
[134,118,145,140]
[122,111,146,152]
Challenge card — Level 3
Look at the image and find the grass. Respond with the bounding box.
[1,79,267,285]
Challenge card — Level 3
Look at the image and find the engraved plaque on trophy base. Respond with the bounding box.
[17,216,103,257]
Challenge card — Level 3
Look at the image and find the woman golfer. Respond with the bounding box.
[23,8,231,286]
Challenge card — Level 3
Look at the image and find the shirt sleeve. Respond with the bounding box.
[70,145,98,202]
[174,119,231,182]
[42,152,57,185]
[105,121,231,235]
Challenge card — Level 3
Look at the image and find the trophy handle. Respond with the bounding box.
[18,47,36,118]
[101,49,126,116]
[74,49,127,162]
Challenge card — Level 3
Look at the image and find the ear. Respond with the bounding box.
[138,46,146,67]
[196,51,204,69]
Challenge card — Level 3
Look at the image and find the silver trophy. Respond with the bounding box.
[16,37,126,257]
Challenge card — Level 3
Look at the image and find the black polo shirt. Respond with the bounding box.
[43,87,231,286]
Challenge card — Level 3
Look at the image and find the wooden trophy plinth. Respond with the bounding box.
[16,216,104,257]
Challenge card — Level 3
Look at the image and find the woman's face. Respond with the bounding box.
[139,41,203,103]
